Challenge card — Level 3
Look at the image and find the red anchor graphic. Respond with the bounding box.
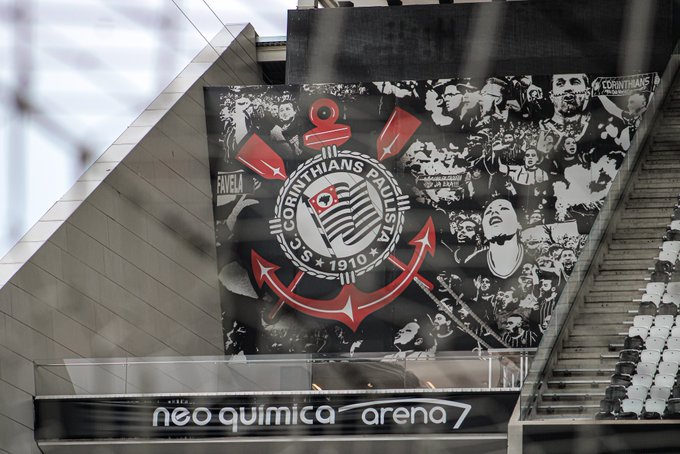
[251,217,435,331]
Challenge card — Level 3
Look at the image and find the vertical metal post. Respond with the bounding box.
[8,0,31,243]
[488,355,492,389]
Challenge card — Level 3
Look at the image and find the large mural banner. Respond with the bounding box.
[204,72,658,357]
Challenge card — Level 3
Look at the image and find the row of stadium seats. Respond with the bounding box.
[594,206,680,418]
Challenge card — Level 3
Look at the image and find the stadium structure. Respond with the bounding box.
[3,1,680,452]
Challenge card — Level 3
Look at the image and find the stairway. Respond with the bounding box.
[532,90,680,419]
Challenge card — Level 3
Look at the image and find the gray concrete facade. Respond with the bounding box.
[0,24,262,453]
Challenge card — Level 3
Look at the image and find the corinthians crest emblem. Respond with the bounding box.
[234,99,433,330]
[270,147,409,284]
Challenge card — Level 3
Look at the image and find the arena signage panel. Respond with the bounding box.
[204,73,658,356]
[34,391,518,440]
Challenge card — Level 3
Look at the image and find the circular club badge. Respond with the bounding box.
[269,148,410,284]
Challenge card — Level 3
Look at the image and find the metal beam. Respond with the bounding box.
[256,37,287,63]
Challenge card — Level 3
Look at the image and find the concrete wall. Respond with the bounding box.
[0,24,262,453]
[287,0,678,84]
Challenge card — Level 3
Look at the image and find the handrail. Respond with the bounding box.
[34,349,535,397]
[519,52,680,420]
[34,348,535,367]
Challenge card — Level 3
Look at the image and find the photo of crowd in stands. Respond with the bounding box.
[204,72,658,357]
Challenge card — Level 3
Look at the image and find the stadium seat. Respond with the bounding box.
[667,282,680,296]
[642,398,666,419]
[662,241,680,256]
[606,385,628,401]
[636,362,657,376]
[659,361,680,376]
[642,293,662,305]
[626,385,649,401]
[665,350,680,364]
[639,301,659,316]
[595,411,617,420]
[646,282,666,296]
[645,336,666,352]
[629,326,649,340]
[599,398,620,415]
[665,398,680,418]
[655,260,674,275]
[655,374,676,388]
[667,337,680,351]
[658,303,679,316]
[611,373,633,386]
[618,398,644,419]
[650,385,672,401]
[633,374,654,388]
[619,350,641,363]
[655,315,675,329]
[663,293,680,306]
[615,361,637,376]
[660,250,679,264]
[651,271,671,283]
[624,335,645,351]
[641,349,662,365]
[650,326,671,339]
[672,326,680,338]
[634,315,654,329]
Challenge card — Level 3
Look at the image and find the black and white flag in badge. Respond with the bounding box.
[306,180,381,250]
[204,72,659,356]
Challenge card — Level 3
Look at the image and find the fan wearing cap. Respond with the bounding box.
[453,82,483,132]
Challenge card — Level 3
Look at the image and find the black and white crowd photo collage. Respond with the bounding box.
[204,71,658,358]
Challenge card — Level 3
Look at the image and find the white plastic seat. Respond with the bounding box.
[650,385,671,401]
[662,241,680,255]
[633,374,654,388]
[626,385,649,401]
[668,337,680,351]
[646,282,666,296]
[663,293,680,306]
[655,315,675,329]
[644,398,667,415]
[670,220,680,232]
[660,250,678,264]
[636,362,657,376]
[645,336,666,352]
[642,293,662,305]
[654,374,676,388]
[667,282,680,296]
[629,326,649,339]
[634,315,654,329]
[663,349,680,364]
[650,326,671,340]
[641,349,662,365]
[671,326,680,338]
[659,361,680,376]
[620,398,644,416]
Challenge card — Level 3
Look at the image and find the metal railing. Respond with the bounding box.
[35,349,534,397]
[519,51,680,420]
